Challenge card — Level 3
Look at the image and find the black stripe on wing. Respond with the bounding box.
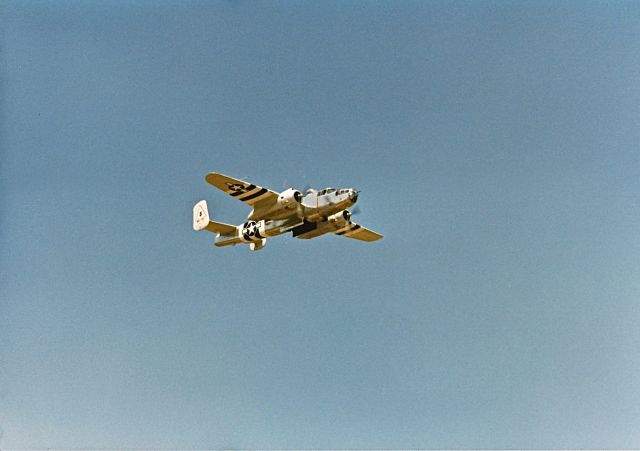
[238,188,268,202]
[336,224,361,235]
[229,184,256,197]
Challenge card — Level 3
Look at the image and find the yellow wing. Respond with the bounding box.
[334,223,383,241]
[205,172,279,209]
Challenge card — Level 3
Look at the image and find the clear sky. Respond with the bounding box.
[2,1,640,449]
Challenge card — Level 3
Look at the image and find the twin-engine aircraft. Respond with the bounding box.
[193,172,383,251]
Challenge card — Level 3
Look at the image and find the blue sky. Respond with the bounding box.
[2,0,640,448]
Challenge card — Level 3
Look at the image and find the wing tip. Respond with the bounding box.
[206,172,233,188]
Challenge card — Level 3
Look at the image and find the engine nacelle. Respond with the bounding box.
[250,239,266,251]
[278,188,302,208]
[327,210,351,230]
[249,188,303,221]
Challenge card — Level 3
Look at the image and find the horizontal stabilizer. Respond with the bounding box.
[193,200,237,236]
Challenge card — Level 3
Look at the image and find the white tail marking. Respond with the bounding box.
[193,200,210,231]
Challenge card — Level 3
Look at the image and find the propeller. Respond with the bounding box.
[351,205,362,216]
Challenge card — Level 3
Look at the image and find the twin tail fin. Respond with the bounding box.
[192,200,236,236]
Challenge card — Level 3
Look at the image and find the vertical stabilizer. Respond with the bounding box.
[192,200,238,235]
[193,200,211,231]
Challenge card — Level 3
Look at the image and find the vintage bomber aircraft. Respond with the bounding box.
[193,172,383,251]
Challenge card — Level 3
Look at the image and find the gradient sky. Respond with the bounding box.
[2,1,640,449]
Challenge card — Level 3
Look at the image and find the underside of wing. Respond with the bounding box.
[334,223,383,242]
[205,172,279,209]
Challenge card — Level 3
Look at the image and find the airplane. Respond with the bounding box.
[193,172,383,251]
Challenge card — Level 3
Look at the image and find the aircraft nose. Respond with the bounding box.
[349,189,359,202]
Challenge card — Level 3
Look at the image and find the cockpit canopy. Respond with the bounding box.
[318,187,336,195]
[314,187,354,196]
